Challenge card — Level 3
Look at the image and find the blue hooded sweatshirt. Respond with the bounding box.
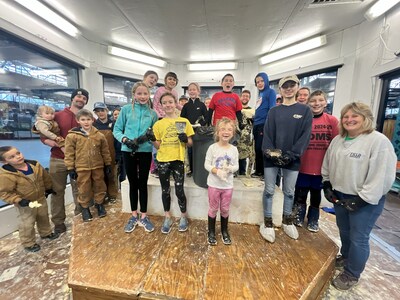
[254,72,276,126]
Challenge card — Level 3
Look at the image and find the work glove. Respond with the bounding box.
[322,181,340,204]
[280,151,296,166]
[178,133,188,143]
[19,199,30,207]
[136,134,148,144]
[216,169,228,182]
[238,122,245,130]
[145,128,156,142]
[104,165,113,179]
[68,169,78,181]
[264,149,282,159]
[124,138,139,152]
[341,196,368,212]
[223,165,235,173]
[45,189,56,198]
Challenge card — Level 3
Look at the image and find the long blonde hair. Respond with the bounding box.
[214,117,235,142]
[339,102,374,137]
[131,81,151,109]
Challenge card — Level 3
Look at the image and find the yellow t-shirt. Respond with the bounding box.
[153,116,195,162]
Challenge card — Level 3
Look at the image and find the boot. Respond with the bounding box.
[259,217,275,243]
[96,203,107,218]
[307,206,320,232]
[282,214,299,240]
[293,203,306,227]
[208,216,217,245]
[221,216,231,245]
[82,207,93,222]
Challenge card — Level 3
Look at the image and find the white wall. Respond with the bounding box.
[1,2,400,118]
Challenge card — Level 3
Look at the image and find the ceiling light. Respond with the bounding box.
[108,46,166,68]
[364,0,400,21]
[15,0,80,37]
[187,62,238,71]
[259,35,327,65]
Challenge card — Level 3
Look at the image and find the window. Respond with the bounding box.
[270,66,340,114]
[182,86,244,101]
[0,30,80,170]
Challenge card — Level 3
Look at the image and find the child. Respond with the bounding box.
[179,95,189,107]
[180,82,208,176]
[260,75,312,243]
[64,109,112,222]
[112,107,126,189]
[113,82,158,233]
[143,70,159,89]
[207,73,243,127]
[93,102,118,203]
[293,90,339,232]
[204,97,211,110]
[0,146,59,252]
[204,118,239,245]
[153,72,180,119]
[32,105,65,152]
[152,92,195,234]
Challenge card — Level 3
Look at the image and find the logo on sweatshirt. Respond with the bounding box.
[293,114,303,119]
[349,152,362,159]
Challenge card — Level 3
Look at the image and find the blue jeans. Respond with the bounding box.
[334,191,385,279]
[263,167,299,218]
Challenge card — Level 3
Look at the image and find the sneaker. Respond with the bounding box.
[42,232,59,240]
[54,223,66,234]
[82,208,93,222]
[332,271,359,290]
[138,216,155,232]
[96,204,107,218]
[124,216,138,233]
[259,224,275,243]
[251,172,262,178]
[25,243,40,252]
[307,221,319,232]
[294,218,304,227]
[161,217,173,234]
[283,224,299,240]
[178,217,189,232]
[335,255,346,270]
[186,172,192,177]
[151,169,159,178]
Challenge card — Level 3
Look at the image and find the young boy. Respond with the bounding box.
[151,92,195,234]
[179,95,189,107]
[64,109,112,222]
[93,102,118,203]
[0,146,59,252]
[207,73,243,126]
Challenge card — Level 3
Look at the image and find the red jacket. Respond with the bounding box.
[50,108,78,159]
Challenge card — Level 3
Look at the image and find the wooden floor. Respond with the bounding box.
[68,207,338,300]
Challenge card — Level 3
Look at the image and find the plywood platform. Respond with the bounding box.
[68,205,338,300]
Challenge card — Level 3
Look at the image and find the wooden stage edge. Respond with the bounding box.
[68,206,338,300]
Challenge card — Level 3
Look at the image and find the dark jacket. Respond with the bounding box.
[180,98,208,125]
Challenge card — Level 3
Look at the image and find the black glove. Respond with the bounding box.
[238,122,245,130]
[45,189,56,198]
[145,128,156,142]
[68,169,78,180]
[124,138,139,151]
[341,196,368,212]
[281,151,296,165]
[19,199,30,207]
[136,134,148,144]
[322,181,340,204]
[178,132,188,143]
[104,165,112,177]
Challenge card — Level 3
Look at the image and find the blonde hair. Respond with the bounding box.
[339,102,374,137]
[188,82,201,93]
[214,117,235,142]
[131,81,151,108]
[37,105,55,116]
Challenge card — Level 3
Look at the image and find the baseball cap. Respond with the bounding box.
[179,95,188,100]
[93,102,108,111]
[278,75,300,88]
[71,88,89,101]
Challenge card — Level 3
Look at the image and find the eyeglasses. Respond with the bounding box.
[281,82,297,89]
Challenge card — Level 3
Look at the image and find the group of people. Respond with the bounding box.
[0,68,397,292]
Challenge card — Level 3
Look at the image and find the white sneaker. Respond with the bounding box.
[259,224,275,243]
[283,224,299,240]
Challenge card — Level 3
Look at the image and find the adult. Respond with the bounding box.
[260,75,312,243]
[44,88,89,233]
[296,87,310,104]
[252,72,276,178]
[322,102,396,290]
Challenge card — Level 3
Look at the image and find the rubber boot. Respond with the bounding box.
[208,216,217,245]
[96,203,107,218]
[293,203,306,227]
[306,206,320,232]
[221,216,231,245]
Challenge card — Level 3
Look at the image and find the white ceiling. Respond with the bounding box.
[36,0,375,64]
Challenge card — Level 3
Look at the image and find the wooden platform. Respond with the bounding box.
[68,205,338,300]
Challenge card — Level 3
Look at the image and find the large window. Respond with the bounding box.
[182,86,243,101]
[270,67,340,114]
[102,74,139,112]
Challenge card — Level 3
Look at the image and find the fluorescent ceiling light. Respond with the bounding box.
[108,46,166,68]
[259,35,327,65]
[364,0,400,21]
[187,62,238,71]
[15,0,80,37]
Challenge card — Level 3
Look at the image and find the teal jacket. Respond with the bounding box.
[113,102,158,153]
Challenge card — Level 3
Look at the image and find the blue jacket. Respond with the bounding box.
[254,72,276,126]
[113,102,158,153]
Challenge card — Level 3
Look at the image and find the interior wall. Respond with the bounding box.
[0,2,399,119]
